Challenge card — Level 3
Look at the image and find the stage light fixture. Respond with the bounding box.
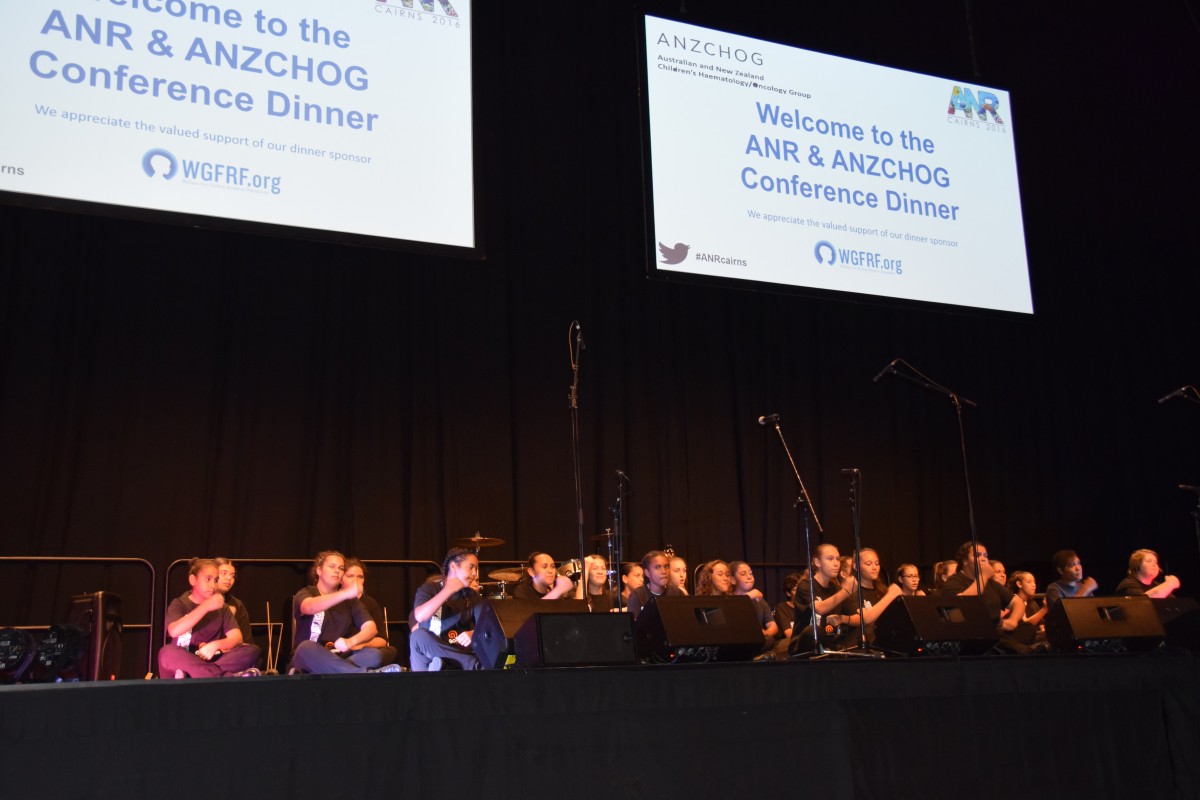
[0,627,37,684]
[31,624,86,682]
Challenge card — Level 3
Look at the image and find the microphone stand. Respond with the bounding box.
[840,468,884,658]
[568,322,587,582]
[1181,486,1200,567]
[876,359,983,593]
[761,416,848,660]
[1161,388,1200,563]
[613,471,630,611]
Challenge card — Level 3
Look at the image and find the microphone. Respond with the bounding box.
[616,469,631,482]
[1158,386,1187,404]
[840,468,860,475]
[872,359,898,383]
[757,413,780,425]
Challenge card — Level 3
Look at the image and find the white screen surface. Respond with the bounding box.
[643,15,1032,313]
[1,0,475,251]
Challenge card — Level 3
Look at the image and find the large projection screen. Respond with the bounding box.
[0,0,477,254]
[640,14,1032,314]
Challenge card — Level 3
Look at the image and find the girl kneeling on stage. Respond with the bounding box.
[410,548,483,671]
[160,558,260,678]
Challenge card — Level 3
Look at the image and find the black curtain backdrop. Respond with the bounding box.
[2,2,1199,633]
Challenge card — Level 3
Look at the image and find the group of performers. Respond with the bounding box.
[158,542,1183,677]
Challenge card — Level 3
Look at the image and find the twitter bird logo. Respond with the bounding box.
[658,242,691,265]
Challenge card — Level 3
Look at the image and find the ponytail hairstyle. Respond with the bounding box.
[188,557,218,577]
[308,550,345,584]
[442,547,474,578]
[1009,570,1034,596]
[640,550,668,573]
[521,552,552,585]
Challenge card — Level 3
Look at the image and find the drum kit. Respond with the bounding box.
[451,530,617,599]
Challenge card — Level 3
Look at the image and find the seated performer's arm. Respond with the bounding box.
[167,590,230,641]
[300,581,360,617]
[847,583,903,627]
[414,573,470,625]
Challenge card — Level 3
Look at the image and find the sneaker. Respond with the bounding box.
[234,668,262,678]
[428,656,444,672]
[286,667,300,676]
[368,664,403,674]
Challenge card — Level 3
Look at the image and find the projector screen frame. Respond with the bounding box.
[0,0,484,261]
[634,7,1034,317]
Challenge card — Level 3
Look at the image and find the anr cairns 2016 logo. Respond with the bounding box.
[946,86,1004,125]
[375,0,460,16]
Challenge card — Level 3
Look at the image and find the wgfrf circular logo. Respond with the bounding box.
[142,148,178,179]
[814,240,836,265]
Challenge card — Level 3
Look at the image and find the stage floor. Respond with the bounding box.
[3,652,1198,799]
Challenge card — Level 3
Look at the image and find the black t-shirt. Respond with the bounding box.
[794,577,855,647]
[511,581,550,601]
[626,585,683,619]
[348,594,388,641]
[1115,575,1169,597]
[774,601,795,639]
[854,581,890,644]
[224,593,254,645]
[586,590,615,613]
[413,580,480,641]
[166,592,239,649]
[795,577,854,625]
[940,571,1015,624]
[291,586,374,652]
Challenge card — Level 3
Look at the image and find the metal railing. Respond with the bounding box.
[164,557,440,671]
[0,556,157,676]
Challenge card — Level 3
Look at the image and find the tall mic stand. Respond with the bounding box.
[611,471,630,610]
[840,468,884,658]
[568,322,587,578]
[1160,387,1200,563]
[876,359,983,592]
[1180,486,1200,569]
[761,415,849,660]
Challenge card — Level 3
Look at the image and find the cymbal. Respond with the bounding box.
[488,568,523,583]
[452,532,506,548]
[590,531,615,540]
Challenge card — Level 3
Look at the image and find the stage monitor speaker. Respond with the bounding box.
[1045,596,1164,653]
[1153,597,1200,652]
[473,598,588,670]
[65,591,123,680]
[633,595,764,663]
[514,612,637,668]
[874,596,999,656]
